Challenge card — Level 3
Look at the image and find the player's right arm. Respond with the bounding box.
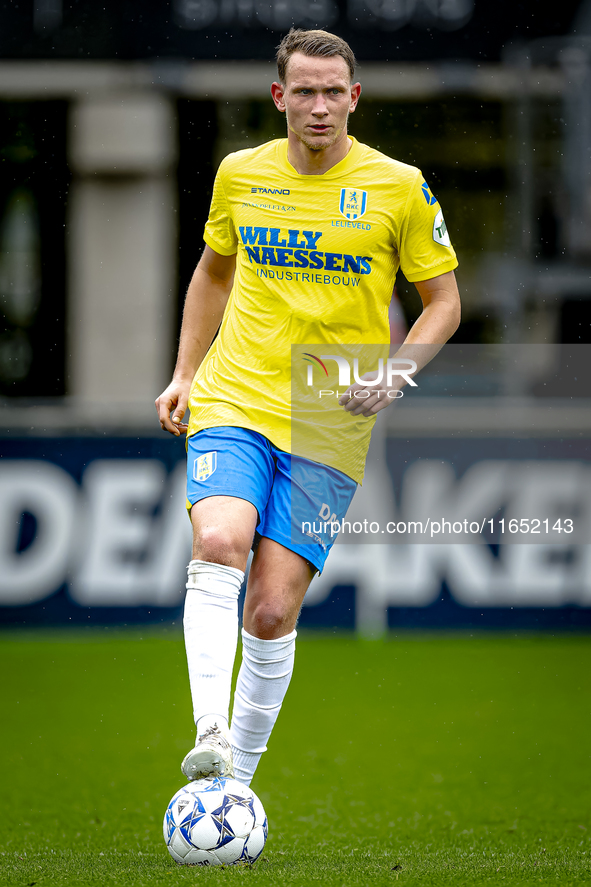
[155,245,236,435]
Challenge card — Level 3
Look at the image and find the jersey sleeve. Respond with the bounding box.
[203,158,238,256]
[398,170,458,282]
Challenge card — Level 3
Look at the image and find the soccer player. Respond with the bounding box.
[155,28,460,787]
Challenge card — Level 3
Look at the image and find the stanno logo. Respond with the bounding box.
[251,187,291,195]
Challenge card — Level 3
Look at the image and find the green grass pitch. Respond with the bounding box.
[1,629,590,885]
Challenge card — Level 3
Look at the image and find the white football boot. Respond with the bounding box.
[181,723,235,781]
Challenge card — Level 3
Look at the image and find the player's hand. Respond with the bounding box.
[338,375,403,417]
[155,379,191,436]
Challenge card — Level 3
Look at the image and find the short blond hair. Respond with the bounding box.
[276,28,357,84]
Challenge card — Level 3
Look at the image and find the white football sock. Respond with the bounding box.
[183,559,244,739]
[230,628,297,785]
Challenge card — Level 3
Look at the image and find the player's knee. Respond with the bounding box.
[193,524,249,570]
[248,601,293,639]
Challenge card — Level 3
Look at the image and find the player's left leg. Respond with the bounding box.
[229,448,357,786]
[230,538,313,785]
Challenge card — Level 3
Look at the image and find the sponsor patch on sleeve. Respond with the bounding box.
[433,209,451,247]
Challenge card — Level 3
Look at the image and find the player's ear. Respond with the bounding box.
[349,82,361,113]
[271,81,286,113]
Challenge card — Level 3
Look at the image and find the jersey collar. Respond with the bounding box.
[278,136,362,179]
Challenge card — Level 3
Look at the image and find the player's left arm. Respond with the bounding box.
[340,269,460,416]
[404,268,461,346]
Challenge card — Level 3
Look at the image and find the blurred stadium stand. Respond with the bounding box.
[1,0,591,630]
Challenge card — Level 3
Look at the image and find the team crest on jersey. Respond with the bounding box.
[339,188,367,220]
[194,451,217,482]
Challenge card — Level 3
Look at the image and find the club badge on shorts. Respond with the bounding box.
[194,451,217,482]
[339,188,367,220]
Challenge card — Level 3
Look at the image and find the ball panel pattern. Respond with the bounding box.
[244,823,266,861]
[252,795,266,824]
[163,777,267,867]
[214,837,247,865]
[224,803,255,837]
[184,848,216,865]
[187,813,220,848]
[168,829,191,861]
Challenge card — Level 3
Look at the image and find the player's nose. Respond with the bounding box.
[311,94,328,115]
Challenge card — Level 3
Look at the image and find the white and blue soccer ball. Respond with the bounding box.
[163,777,268,866]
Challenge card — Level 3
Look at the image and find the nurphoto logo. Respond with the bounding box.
[303,353,417,389]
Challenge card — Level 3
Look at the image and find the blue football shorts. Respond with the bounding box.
[186,426,357,573]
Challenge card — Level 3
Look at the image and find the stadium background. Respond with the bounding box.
[1,0,591,630]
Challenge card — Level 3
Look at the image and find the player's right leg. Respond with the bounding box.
[181,428,274,781]
[181,496,256,780]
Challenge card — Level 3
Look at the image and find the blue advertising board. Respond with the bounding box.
[1,434,590,631]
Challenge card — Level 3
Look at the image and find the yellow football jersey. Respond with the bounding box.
[187,137,458,482]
